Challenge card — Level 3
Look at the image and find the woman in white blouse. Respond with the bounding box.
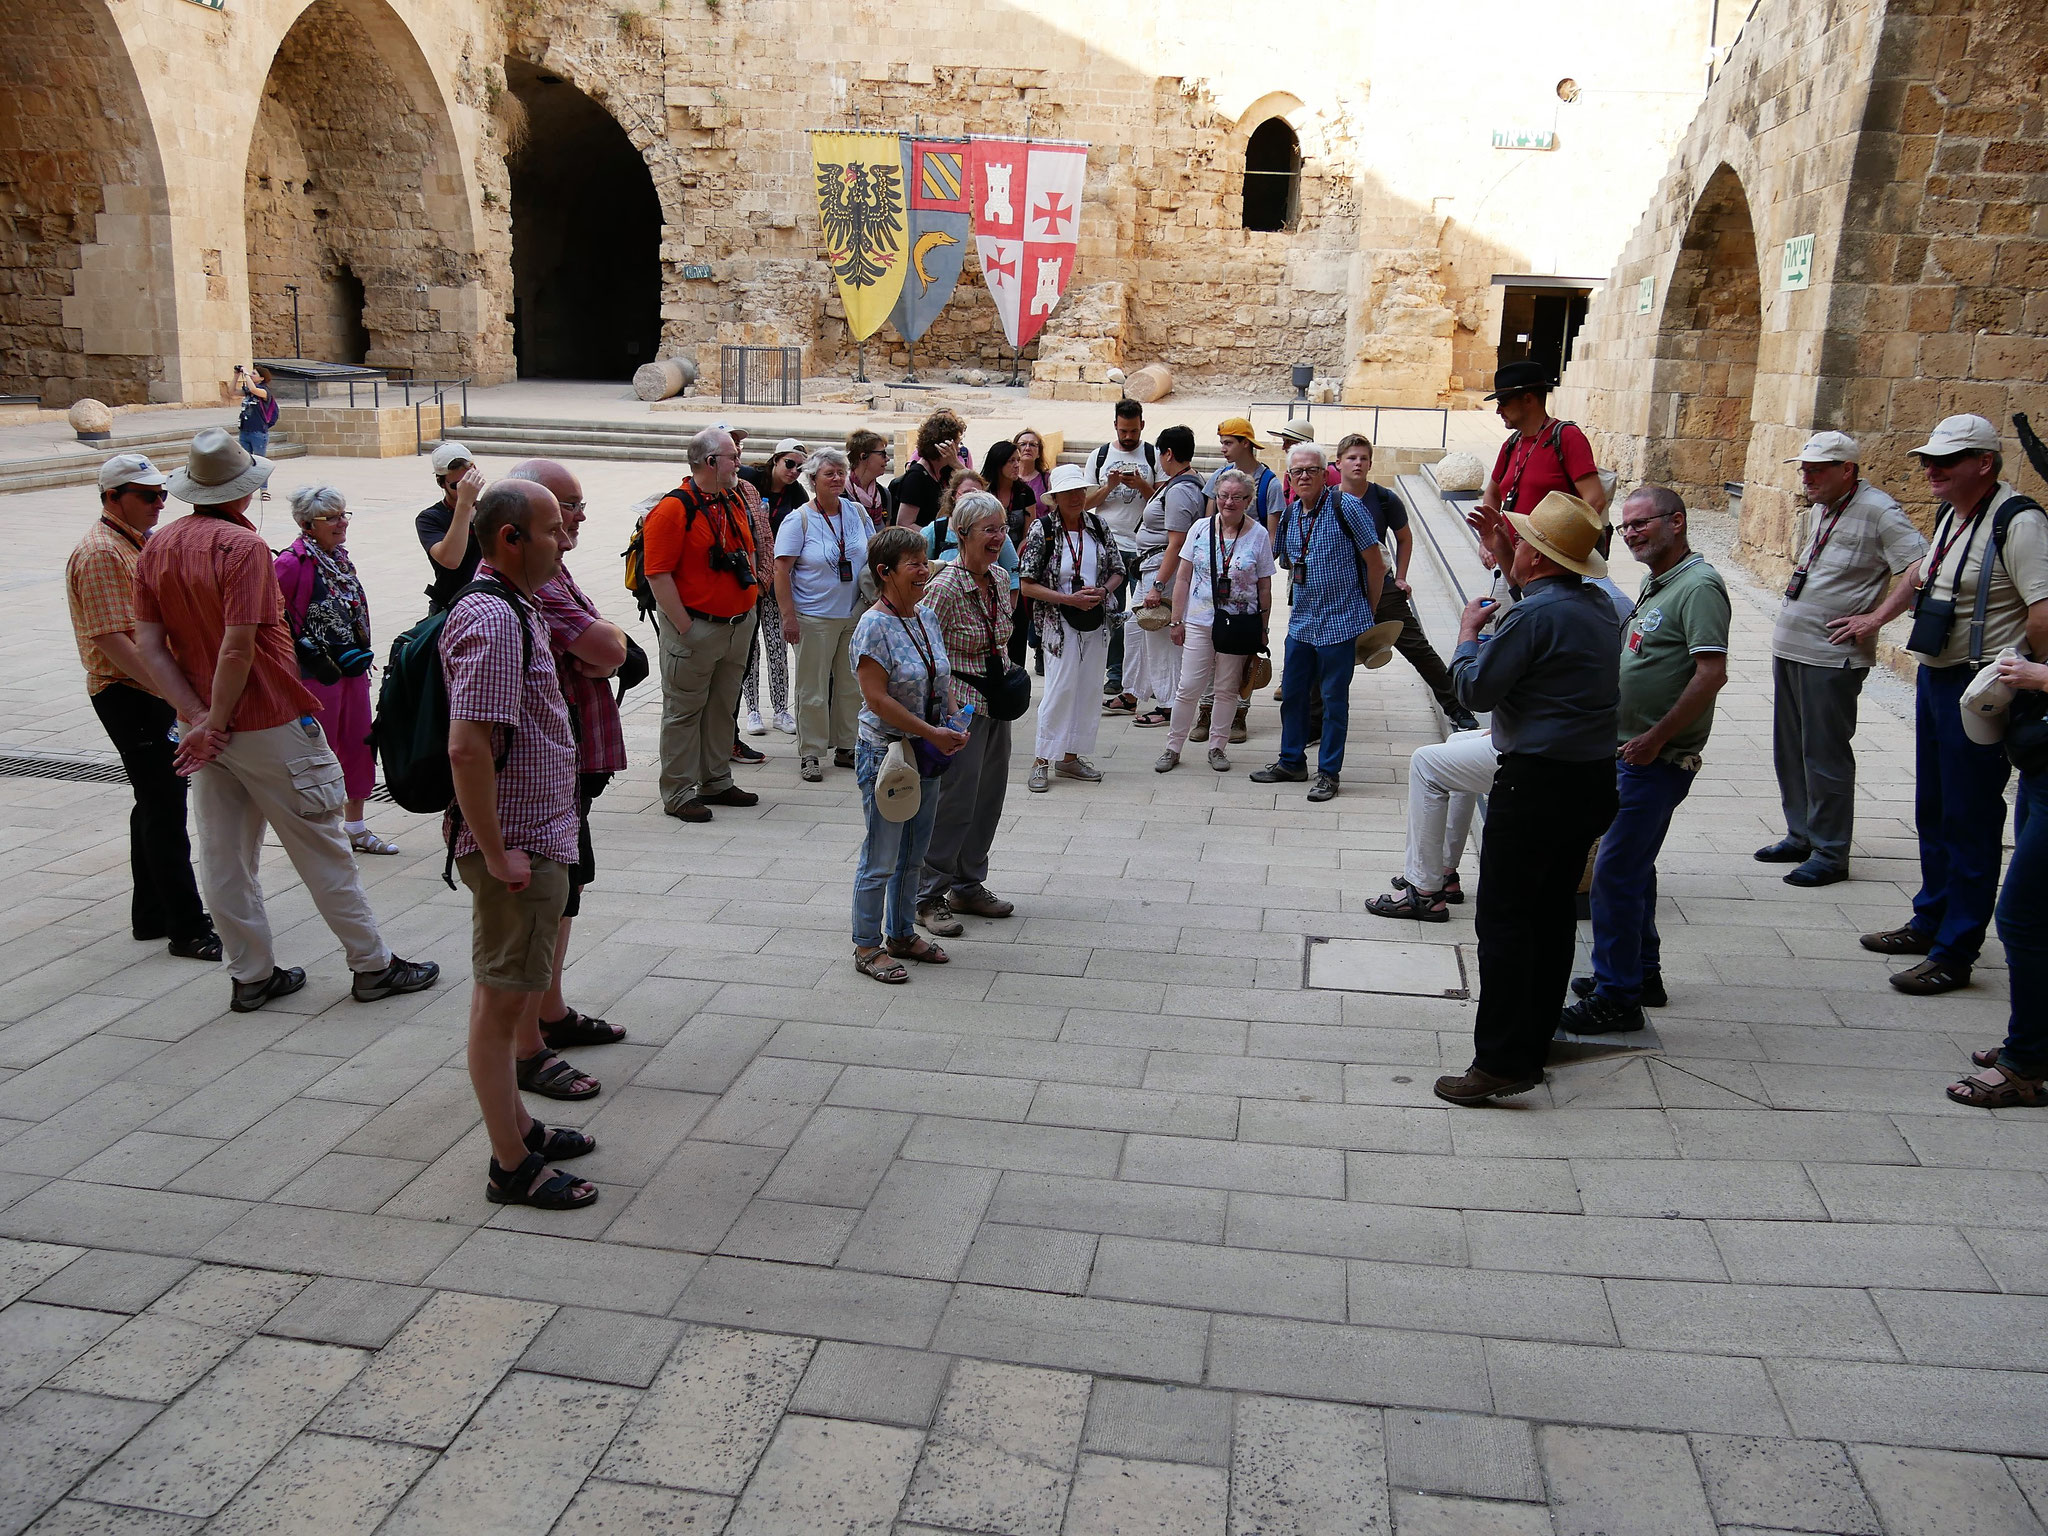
[1158,468,1275,773]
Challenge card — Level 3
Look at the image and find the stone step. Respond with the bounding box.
[0,441,308,495]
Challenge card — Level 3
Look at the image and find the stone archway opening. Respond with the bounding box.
[0,0,172,405]
[505,59,663,380]
[1243,118,1301,233]
[244,0,482,376]
[1646,164,1760,521]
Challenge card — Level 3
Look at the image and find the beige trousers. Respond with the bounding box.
[190,718,391,984]
[657,609,757,811]
[794,613,860,761]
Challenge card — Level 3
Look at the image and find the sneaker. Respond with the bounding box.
[773,710,797,734]
[1154,749,1180,773]
[1028,761,1051,793]
[1207,747,1231,772]
[834,748,856,769]
[799,755,823,782]
[1434,1065,1543,1106]
[731,738,766,764]
[1559,993,1645,1034]
[1054,756,1102,782]
[949,883,1014,919]
[352,956,440,1003]
[231,965,306,1013]
[1448,709,1481,733]
[1249,762,1308,783]
[746,711,767,737]
[1306,773,1339,802]
[916,900,964,937]
[1572,971,1666,1008]
[1230,702,1249,744]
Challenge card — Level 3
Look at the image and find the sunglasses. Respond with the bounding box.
[779,458,803,471]
[121,486,169,503]
[1918,450,1980,469]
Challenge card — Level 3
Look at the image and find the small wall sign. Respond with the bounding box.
[1636,276,1655,315]
[1491,128,1557,151]
[1781,234,1814,291]
[682,264,714,280]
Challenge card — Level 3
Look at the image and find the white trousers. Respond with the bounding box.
[1123,609,1182,711]
[1405,730,1498,892]
[1036,623,1110,760]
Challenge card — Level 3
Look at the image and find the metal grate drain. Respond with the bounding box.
[0,751,130,785]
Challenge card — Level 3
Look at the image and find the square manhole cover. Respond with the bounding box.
[1305,937,1468,999]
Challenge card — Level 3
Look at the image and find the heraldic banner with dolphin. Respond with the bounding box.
[888,136,971,345]
[967,135,1089,350]
[808,130,910,342]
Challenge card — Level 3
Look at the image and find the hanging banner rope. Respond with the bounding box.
[887,136,972,346]
[967,134,1089,350]
[808,129,911,343]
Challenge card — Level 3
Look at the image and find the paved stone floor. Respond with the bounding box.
[0,443,2044,1534]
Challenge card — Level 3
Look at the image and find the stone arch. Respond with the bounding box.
[243,0,486,375]
[503,56,665,379]
[1645,163,1761,519]
[0,0,177,405]
[1243,118,1301,233]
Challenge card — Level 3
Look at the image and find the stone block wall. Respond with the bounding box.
[277,400,463,458]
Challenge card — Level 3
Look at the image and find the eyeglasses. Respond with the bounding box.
[1619,512,1674,534]
[120,486,169,503]
[312,512,351,524]
[1287,465,1325,477]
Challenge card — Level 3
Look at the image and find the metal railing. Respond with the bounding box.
[414,378,473,453]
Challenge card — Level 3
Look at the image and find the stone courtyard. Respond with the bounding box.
[2,398,2045,1533]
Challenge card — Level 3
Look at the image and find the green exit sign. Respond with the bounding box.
[1781,234,1815,291]
[183,0,225,9]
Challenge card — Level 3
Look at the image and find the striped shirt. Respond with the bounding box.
[440,565,579,865]
[67,516,153,697]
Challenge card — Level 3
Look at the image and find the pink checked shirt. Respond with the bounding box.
[439,565,579,865]
[533,563,627,774]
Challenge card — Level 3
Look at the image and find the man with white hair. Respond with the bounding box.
[1251,441,1386,802]
[1757,430,1925,887]
[644,426,763,823]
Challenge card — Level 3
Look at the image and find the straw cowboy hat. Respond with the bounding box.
[169,427,273,505]
[1505,490,1607,578]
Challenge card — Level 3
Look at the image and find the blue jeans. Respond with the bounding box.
[239,427,269,456]
[1997,771,2047,1076]
[1589,757,1696,1003]
[1911,663,2012,965]
[852,739,940,948]
[1278,636,1356,776]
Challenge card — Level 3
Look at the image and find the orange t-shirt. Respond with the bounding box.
[641,482,759,619]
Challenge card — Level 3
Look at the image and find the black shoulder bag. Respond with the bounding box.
[1208,519,1263,657]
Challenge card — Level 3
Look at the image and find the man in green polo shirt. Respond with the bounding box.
[1562,484,1730,1032]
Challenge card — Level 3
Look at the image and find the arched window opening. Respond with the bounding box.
[1243,118,1300,233]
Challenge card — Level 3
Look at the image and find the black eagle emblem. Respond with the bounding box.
[816,160,904,289]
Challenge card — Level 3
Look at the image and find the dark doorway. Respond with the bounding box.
[327,264,370,365]
[1495,283,1590,382]
[506,58,662,379]
[1243,118,1300,232]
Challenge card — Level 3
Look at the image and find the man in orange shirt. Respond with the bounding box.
[133,429,441,1014]
[646,426,763,822]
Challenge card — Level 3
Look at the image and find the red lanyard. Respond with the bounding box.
[1925,491,1994,598]
[1796,493,1852,574]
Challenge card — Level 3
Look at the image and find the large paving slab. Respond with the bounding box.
[0,446,2039,1528]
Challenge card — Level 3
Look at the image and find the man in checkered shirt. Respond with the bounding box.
[66,453,218,963]
[441,478,600,1211]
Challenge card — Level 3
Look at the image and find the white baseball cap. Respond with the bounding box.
[1047,464,1089,495]
[429,441,473,475]
[1787,430,1861,465]
[772,438,807,459]
[874,743,922,822]
[1960,651,2017,746]
[1910,414,2000,458]
[97,453,169,491]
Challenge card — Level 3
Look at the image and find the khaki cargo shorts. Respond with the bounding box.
[456,853,570,992]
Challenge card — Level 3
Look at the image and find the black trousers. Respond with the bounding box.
[89,683,209,943]
[1376,584,1462,716]
[1472,752,1619,1080]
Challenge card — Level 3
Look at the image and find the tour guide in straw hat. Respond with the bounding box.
[1434,490,1622,1106]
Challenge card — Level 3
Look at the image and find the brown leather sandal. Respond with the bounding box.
[886,935,949,964]
[1946,1064,2047,1109]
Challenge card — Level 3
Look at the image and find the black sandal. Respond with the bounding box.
[1392,873,1463,905]
[539,1010,627,1049]
[516,1048,600,1101]
[487,1149,598,1209]
[523,1120,596,1160]
[167,931,224,963]
[1366,889,1450,924]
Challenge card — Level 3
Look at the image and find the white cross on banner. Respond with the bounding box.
[967,135,1088,349]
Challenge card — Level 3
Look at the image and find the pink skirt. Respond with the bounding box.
[304,672,376,800]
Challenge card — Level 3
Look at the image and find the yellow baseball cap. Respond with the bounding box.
[1216,417,1263,448]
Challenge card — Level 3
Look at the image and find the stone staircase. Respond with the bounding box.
[0,428,308,496]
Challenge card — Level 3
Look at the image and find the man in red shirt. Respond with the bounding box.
[645,426,763,822]
[134,429,439,1014]
[1478,361,1611,522]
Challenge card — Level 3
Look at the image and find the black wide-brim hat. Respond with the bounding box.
[1484,360,1557,400]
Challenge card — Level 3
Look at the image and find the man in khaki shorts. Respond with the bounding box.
[442,478,599,1212]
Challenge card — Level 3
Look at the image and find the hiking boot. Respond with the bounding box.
[1193,701,1212,739]
[916,900,964,937]
[352,956,440,1003]
[1230,702,1249,743]
[949,884,1014,919]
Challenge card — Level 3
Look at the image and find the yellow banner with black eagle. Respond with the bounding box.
[808,131,910,342]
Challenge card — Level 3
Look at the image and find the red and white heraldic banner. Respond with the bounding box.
[966,135,1089,350]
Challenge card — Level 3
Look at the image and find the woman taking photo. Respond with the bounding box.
[775,447,874,782]
[845,429,892,525]
[1019,464,1121,792]
[849,527,967,983]
[274,486,395,854]
[916,491,1020,937]
[1158,468,1275,773]
[235,364,277,456]
[893,409,966,528]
